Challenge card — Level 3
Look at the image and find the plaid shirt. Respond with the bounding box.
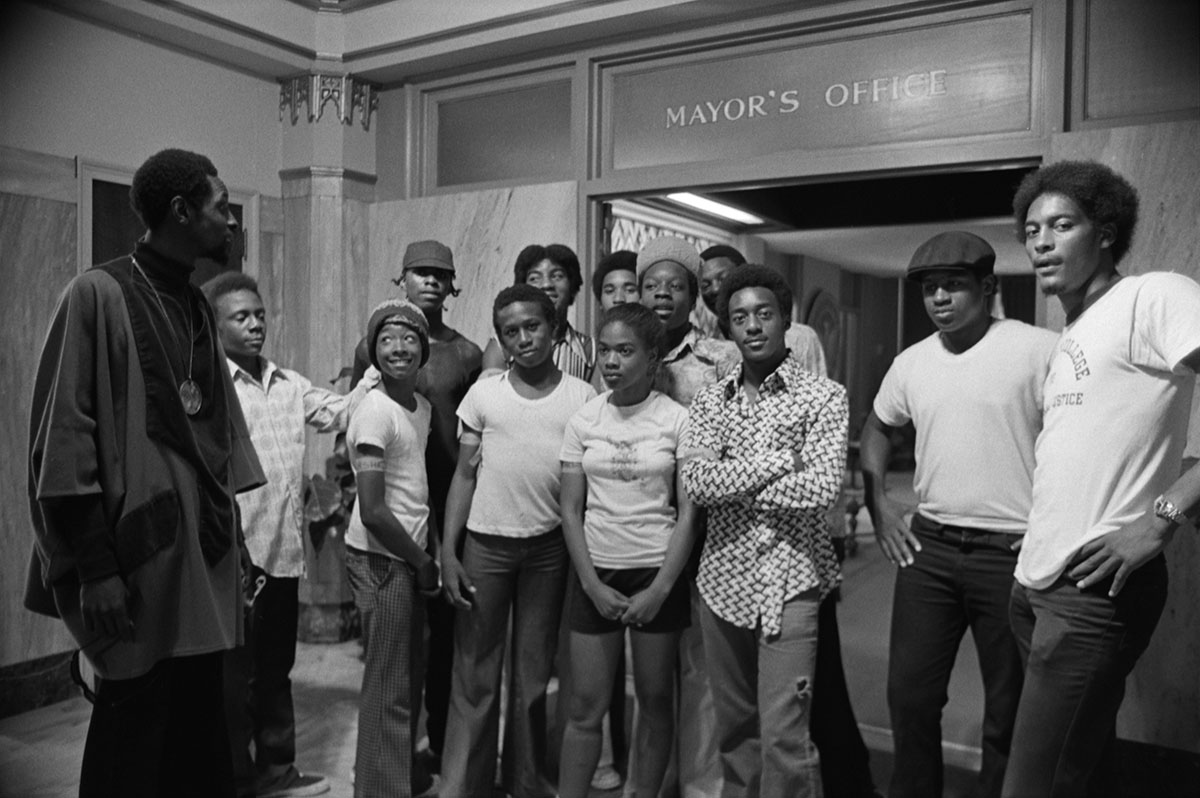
[230,358,369,576]
[681,356,846,634]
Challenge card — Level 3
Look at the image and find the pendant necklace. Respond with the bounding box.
[132,257,203,415]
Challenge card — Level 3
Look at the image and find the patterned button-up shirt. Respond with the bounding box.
[230,358,369,576]
[681,355,847,634]
[654,326,741,408]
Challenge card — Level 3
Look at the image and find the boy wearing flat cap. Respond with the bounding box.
[860,231,1057,798]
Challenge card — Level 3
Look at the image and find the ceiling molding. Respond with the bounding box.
[279,0,396,11]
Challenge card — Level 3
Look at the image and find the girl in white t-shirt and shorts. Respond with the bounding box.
[557,302,698,798]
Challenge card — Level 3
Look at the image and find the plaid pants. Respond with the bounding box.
[346,548,428,798]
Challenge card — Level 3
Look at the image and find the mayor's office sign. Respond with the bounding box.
[604,12,1032,171]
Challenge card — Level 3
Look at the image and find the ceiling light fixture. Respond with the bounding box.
[667,192,765,226]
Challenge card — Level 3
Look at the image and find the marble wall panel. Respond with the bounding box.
[369,182,579,351]
[0,192,79,667]
[1050,120,1200,752]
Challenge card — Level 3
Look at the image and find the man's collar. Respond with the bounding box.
[227,355,276,385]
[664,326,702,363]
[723,351,799,400]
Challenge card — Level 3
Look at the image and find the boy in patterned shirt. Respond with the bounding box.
[681,264,847,798]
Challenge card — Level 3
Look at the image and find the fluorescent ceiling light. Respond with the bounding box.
[667,192,765,226]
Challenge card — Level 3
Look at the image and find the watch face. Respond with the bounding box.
[1155,497,1186,524]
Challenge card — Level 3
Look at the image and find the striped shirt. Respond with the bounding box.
[681,356,846,635]
[554,323,596,382]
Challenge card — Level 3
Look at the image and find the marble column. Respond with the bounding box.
[278,70,379,642]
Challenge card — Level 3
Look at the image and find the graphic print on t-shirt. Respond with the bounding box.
[611,437,639,481]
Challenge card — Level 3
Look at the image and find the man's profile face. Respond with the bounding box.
[700,256,736,313]
[189,176,238,266]
[214,289,265,361]
[1023,192,1113,298]
[727,285,787,365]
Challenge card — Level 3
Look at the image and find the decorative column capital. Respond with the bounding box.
[279,72,379,131]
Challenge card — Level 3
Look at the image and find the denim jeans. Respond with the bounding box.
[81,651,234,798]
[441,529,568,798]
[699,589,823,798]
[1003,555,1167,798]
[888,516,1023,798]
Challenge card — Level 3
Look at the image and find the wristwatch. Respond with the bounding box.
[1153,495,1189,527]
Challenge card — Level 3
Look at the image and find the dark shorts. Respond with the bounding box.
[568,566,690,635]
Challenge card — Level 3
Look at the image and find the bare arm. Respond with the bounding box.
[440,428,480,609]
[560,465,629,620]
[354,445,438,593]
[622,470,699,626]
[860,410,921,567]
[1072,451,1200,595]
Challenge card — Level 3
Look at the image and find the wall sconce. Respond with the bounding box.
[279,72,379,131]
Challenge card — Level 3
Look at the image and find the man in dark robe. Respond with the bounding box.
[26,148,265,798]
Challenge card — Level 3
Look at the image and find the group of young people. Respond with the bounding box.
[330,229,864,798]
[24,148,1200,798]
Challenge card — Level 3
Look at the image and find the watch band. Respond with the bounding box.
[1153,495,1188,526]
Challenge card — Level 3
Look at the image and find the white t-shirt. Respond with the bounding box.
[560,390,688,569]
[346,388,432,558]
[874,318,1058,533]
[1018,273,1200,588]
[458,370,596,537]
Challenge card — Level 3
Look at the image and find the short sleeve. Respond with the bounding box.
[560,409,586,464]
[670,400,689,456]
[873,355,912,427]
[456,380,485,433]
[1132,273,1200,374]
[347,393,396,452]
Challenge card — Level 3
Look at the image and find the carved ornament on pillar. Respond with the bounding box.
[279,72,379,130]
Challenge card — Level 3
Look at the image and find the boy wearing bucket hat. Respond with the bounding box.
[352,240,483,774]
[345,298,441,798]
[860,231,1057,798]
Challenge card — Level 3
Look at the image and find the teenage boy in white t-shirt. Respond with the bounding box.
[861,232,1057,798]
[439,284,596,798]
[344,298,440,798]
[1004,161,1200,798]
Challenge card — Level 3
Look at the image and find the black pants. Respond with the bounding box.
[813,593,879,798]
[423,591,454,757]
[224,574,300,796]
[81,650,234,798]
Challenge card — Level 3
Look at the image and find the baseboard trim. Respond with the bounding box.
[859,722,983,772]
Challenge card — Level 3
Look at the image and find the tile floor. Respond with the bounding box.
[0,473,988,798]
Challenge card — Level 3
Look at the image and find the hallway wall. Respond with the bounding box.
[369,181,579,350]
[1048,119,1200,753]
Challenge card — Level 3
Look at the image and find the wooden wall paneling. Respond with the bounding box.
[0,192,79,667]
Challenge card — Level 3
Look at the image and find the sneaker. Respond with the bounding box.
[415,773,441,798]
[590,764,622,791]
[257,768,331,798]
